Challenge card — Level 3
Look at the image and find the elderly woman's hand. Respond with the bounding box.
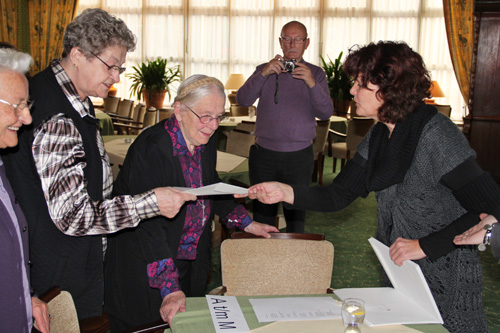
[389,238,426,266]
[454,213,498,246]
[154,188,196,218]
[244,222,280,238]
[32,296,49,333]
[247,182,294,205]
[160,290,186,326]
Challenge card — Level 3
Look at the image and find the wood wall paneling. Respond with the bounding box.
[466,5,500,183]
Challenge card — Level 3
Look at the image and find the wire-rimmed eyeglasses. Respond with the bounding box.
[0,98,34,114]
[92,53,126,75]
[280,36,307,44]
[184,104,228,124]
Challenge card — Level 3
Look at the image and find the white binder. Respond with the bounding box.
[334,237,444,326]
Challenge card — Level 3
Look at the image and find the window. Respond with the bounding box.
[79,0,465,120]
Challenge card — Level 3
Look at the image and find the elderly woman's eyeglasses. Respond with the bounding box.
[92,53,126,75]
[280,36,307,44]
[0,98,34,114]
[184,104,228,124]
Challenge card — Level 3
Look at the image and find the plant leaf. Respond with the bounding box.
[126,58,182,101]
[320,52,353,101]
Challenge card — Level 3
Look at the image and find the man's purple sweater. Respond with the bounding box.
[236,59,333,152]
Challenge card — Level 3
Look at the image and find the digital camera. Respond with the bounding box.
[283,58,297,73]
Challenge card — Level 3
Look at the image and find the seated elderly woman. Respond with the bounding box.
[244,41,500,332]
[104,74,278,331]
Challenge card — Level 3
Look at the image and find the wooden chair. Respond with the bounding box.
[33,286,110,333]
[114,106,156,135]
[348,100,359,118]
[234,120,255,133]
[209,232,334,296]
[225,129,255,158]
[113,103,147,135]
[434,104,452,117]
[328,117,376,172]
[229,105,250,116]
[142,107,159,130]
[158,108,173,122]
[116,99,134,119]
[33,287,79,333]
[108,100,135,134]
[103,96,120,114]
[231,231,325,240]
[312,119,330,185]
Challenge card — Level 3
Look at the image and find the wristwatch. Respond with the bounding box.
[479,223,496,251]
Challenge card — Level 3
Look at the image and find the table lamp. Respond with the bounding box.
[425,80,445,104]
[225,74,246,105]
[107,84,118,97]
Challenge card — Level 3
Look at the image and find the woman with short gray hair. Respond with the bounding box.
[3,8,196,322]
[62,8,136,58]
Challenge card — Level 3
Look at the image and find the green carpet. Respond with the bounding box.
[207,155,500,332]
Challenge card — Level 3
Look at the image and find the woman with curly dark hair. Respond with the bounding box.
[243,41,500,332]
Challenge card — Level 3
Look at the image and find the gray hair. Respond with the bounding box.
[62,8,136,58]
[174,74,225,106]
[0,48,33,74]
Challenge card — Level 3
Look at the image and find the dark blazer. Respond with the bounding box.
[104,119,240,328]
[0,163,31,332]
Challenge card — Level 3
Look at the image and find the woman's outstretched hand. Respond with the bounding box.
[237,181,294,205]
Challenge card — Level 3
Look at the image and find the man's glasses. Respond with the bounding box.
[0,98,34,114]
[184,104,228,124]
[92,53,126,75]
[280,36,307,44]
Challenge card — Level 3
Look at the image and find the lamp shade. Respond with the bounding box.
[430,81,445,98]
[225,74,246,90]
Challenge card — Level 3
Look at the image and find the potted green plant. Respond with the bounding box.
[127,57,181,108]
[320,52,353,117]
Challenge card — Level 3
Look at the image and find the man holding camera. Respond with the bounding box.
[237,21,333,232]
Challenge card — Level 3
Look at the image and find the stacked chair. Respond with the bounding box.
[312,119,331,185]
[102,96,120,114]
[327,117,376,172]
[112,103,147,135]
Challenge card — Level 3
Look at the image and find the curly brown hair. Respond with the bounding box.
[343,41,431,124]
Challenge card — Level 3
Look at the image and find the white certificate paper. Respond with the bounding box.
[249,297,341,323]
[174,182,248,196]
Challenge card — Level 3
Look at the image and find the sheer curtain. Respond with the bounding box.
[78,0,465,120]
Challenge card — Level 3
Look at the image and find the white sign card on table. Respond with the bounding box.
[206,296,250,333]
